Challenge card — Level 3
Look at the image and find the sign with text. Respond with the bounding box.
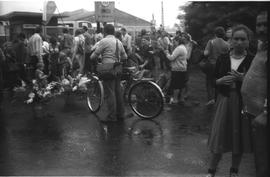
[95,1,115,22]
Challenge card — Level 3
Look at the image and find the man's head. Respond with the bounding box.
[161,30,167,37]
[115,31,122,41]
[226,27,233,40]
[75,29,82,36]
[62,28,69,34]
[214,26,225,38]
[256,11,267,42]
[35,25,42,34]
[82,26,88,33]
[121,27,127,35]
[104,24,115,36]
[141,37,150,46]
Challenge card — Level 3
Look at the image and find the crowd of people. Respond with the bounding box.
[0,10,268,177]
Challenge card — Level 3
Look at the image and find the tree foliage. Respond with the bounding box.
[180,2,269,46]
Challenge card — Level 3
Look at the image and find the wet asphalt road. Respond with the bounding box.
[0,69,255,176]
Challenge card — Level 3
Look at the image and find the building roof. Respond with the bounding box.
[60,9,95,21]
[60,8,152,27]
[0,11,67,20]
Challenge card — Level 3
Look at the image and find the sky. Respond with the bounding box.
[0,0,188,28]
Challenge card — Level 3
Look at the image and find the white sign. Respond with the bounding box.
[43,1,57,25]
[95,1,115,22]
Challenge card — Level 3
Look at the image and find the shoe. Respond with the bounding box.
[230,168,238,177]
[205,174,214,177]
[169,98,178,104]
[205,99,215,106]
[205,168,216,177]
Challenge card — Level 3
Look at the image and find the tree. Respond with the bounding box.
[179,2,269,46]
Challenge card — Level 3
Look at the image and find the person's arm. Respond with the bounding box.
[0,48,5,62]
[164,37,170,50]
[252,99,267,127]
[127,35,132,54]
[165,46,185,61]
[90,40,103,60]
[71,37,79,63]
[36,36,43,63]
[119,42,127,62]
[204,40,211,57]
[215,56,235,86]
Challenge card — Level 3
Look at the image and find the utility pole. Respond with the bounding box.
[161,1,164,28]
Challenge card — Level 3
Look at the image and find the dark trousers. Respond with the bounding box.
[29,56,39,79]
[247,113,269,177]
[17,64,31,85]
[205,63,215,101]
[103,77,125,121]
[84,52,93,73]
[43,54,50,75]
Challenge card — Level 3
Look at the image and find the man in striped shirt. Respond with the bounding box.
[28,26,43,78]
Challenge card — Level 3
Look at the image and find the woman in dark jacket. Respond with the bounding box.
[205,25,254,177]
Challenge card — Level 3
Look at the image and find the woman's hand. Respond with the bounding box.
[216,75,235,85]
[228,69,244,81]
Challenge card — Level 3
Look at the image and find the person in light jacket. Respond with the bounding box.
[164,36,188,104]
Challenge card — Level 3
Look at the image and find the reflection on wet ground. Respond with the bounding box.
[0,68,255,176]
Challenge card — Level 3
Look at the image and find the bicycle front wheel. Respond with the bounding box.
[86,76,104,113]
[128,81,164,119]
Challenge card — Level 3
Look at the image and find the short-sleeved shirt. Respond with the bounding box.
[28,33,43,58]
[205,38,229,64]
[92,35,127,64]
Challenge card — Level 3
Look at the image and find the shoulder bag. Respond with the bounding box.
[96,39,123,80]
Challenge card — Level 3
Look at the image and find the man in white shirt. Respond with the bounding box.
[121,27,132,56]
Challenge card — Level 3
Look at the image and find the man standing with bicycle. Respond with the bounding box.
[90,24,127,122]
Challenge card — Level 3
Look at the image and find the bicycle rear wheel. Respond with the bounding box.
[86,76,104,113]
[128,81,164,119]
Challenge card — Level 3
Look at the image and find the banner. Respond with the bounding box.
[95,1,115,22]
[43,1,57,25]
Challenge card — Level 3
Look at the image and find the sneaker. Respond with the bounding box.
[205,99,215,106]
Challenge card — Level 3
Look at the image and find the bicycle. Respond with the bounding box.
[85,72,104,113]
[121,65,164,119]
[85,61,164,119]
